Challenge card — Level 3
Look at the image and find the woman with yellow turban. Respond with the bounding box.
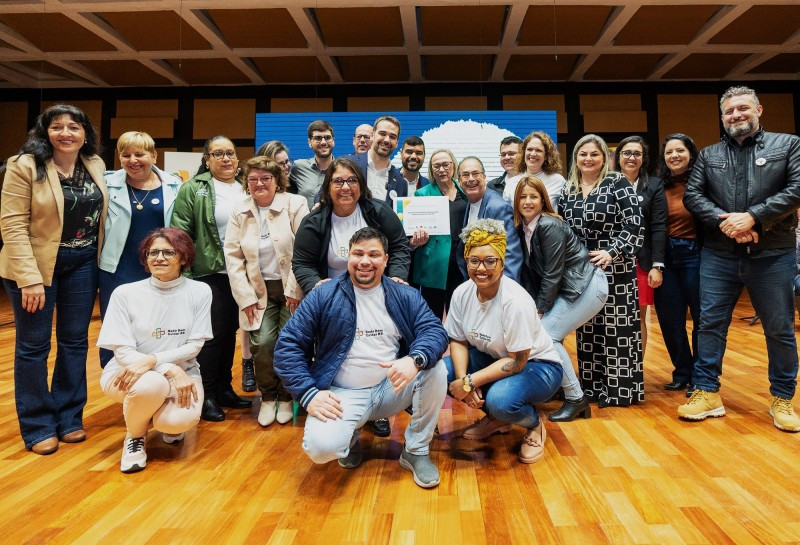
[443,219,563,464]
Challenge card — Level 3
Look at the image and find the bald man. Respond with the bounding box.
[353,124,373,154]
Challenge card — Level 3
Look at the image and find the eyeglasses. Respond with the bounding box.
[209,149,237,160]
[354,134,371,140]
[277,158,292,169]
[620,150,643,159]
[432,162,453,171]
[311,135,333,143]
[247,175,275,186]
[331,177,359,189]
[467,256,500,270]
[460,170,485,180]
[146,248,178,259]
[500,151,517,158]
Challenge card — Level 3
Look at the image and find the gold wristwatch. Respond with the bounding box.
[462,374,473,392]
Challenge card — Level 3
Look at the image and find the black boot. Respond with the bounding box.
[201,397,225,422]
[548,396,591,422]
[366,418,391,437]
[241,358,256,392]
[218,384,253,408]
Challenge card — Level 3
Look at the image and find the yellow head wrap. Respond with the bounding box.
[463,228,507,262]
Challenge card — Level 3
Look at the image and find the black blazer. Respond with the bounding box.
[519,215,597,314]
[635,176,667,271]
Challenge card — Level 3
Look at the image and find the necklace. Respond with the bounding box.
[129,182,154,210]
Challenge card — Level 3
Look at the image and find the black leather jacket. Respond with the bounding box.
[519,214,597,313]
[684,129,800,257]
[291,198,411,293]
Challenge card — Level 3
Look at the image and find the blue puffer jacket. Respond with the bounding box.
[274,273,449,408]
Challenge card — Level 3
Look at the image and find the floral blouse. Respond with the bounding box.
[59,160,103,247]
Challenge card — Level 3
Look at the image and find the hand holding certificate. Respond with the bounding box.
[394,196,451,236]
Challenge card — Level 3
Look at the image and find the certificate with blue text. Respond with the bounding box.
[394,196,450,236]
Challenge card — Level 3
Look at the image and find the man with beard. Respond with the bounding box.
[400,136,429,195]
[353,124,373,154]
[345,115,408,205]
[274,227,448,488]
[680,86,800,432]
[290,120,335,208]
[487,136,521,195]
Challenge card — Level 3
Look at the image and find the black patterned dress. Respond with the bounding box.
[558,172,644,406]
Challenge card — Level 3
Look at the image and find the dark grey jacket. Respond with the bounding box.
[684,129,800,257]
[519,214,597,314]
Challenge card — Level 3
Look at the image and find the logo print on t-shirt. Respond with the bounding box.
[469,329,492,343]
[152,327,165,339]
[354,328,364,340]
[338,246,348,258]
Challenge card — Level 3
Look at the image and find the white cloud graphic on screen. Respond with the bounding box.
[391,120,515,180]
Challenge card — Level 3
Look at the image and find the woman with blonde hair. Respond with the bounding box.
[513,176,608,421]
[558,134,643,407]
[502,131,566,209]
[99,131,183,368]
[444,218,562,463]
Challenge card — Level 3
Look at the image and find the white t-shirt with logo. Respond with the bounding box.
[98,277,213,391]
[327,204,367,279]
[257,205,280,280]
[445,275,559,363]
[333,283,402,389]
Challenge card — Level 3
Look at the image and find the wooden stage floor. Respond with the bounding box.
[0,294,798,545]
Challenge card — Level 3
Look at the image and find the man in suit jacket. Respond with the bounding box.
[456,156,522,281]
[487,136,522,195]
[343,116,407,207]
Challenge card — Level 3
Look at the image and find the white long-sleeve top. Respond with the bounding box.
[98,276,213,388]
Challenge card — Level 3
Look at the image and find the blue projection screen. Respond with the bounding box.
[255,111,558,180]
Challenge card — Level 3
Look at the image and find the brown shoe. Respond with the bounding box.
[519,418,546,464]
[31,437,59,455]
[60,429,86,443]
[462,416,512,440]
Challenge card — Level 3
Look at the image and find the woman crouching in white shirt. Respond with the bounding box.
[445,219,562,464]
[98,228,212,473]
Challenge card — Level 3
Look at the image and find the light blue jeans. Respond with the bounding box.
[302,360,447,463]
[540,267,609,400]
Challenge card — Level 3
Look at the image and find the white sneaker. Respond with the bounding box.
[162,432,184,444]
[120,436,146,473]
[258,400,277,427]
[276,401,293,424]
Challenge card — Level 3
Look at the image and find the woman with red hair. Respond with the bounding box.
[98,228,212,473]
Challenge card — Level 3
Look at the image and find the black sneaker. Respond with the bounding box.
[241,358,256,392]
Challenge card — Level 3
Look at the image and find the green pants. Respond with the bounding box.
[250,280,292,402]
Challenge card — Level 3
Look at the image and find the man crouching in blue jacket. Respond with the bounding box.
[274,227,449,488]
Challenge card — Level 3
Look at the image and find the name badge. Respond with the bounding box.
[755,157,767,166]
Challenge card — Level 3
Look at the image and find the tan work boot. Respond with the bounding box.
[769,396,800,432]
[678,389,725,420]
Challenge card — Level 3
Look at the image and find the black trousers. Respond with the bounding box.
[196,273,239,397]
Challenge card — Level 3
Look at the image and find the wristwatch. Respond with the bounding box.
[653,265,664,272]
[461,374,474,392]
[411,353,426,369]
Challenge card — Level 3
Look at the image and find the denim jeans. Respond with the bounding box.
[444,348,562,429]
[654,238,701,383]
[3,245,98,449]
[302,360,447,462]
[540,267,608,400]
[695,249,797,398]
